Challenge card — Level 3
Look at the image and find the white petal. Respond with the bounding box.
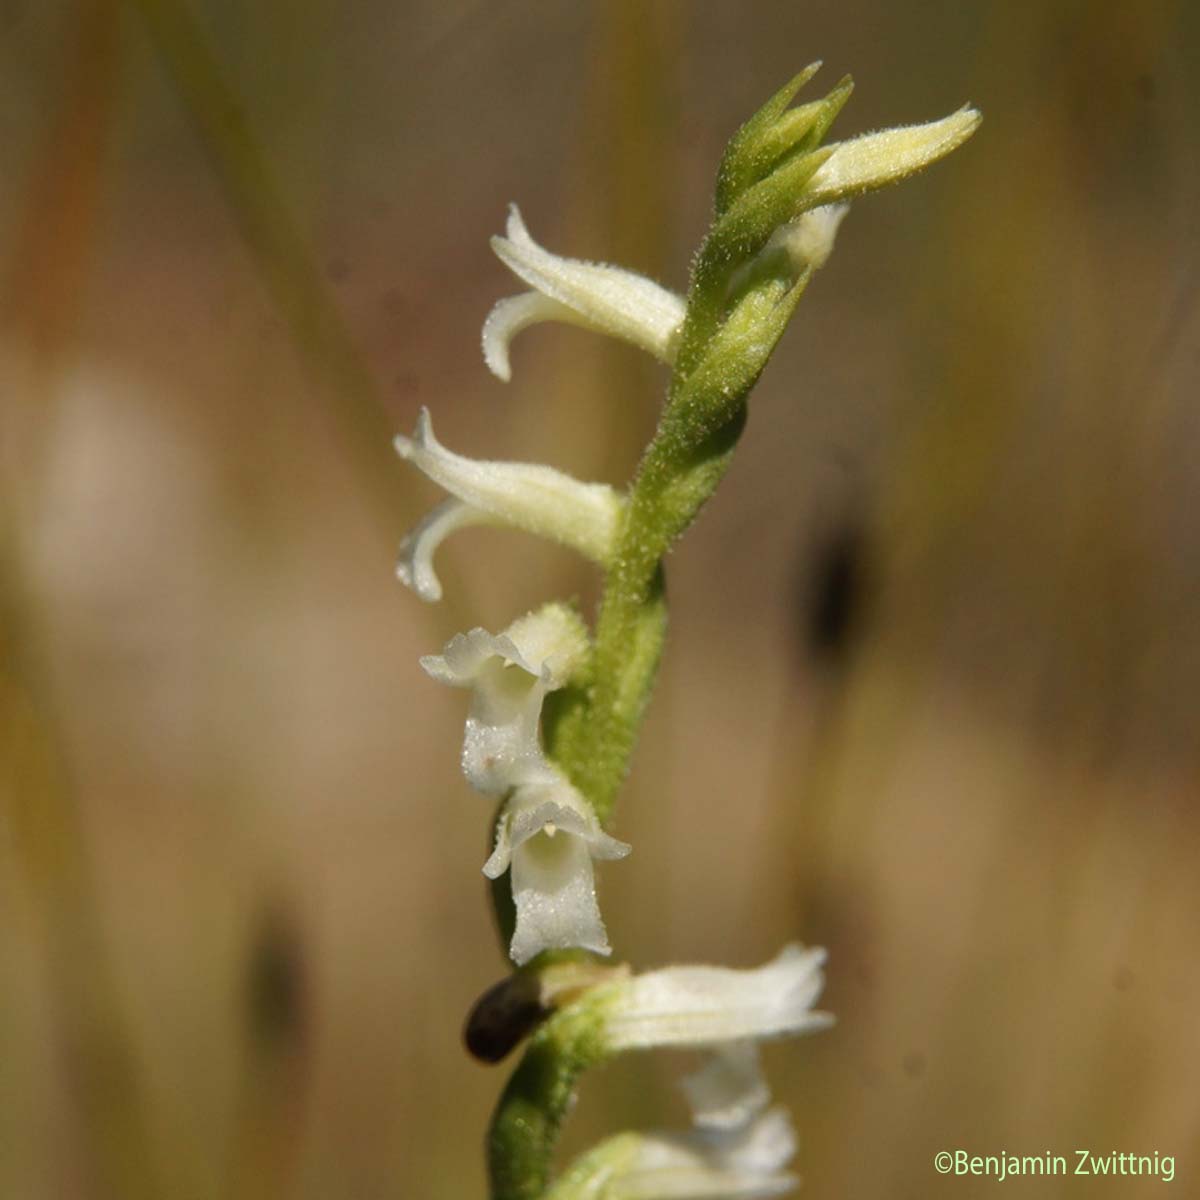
[804,107,980,206]
[681,1043,771,1131]
[506,788,631,862]
[487,204,685,375]
[420,626,531,686]
[396,497,499,602]
[604,944,834,1051]
[395,407,623,564]
[482,808,514,879]
[482,292,578,382]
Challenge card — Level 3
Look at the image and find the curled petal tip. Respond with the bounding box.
[397,555,442,602]
[505,202,528,242]
[395,498,500,604]
[482,292,578,382]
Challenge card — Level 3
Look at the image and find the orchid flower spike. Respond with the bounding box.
[395,407,625,602]
[420,603,589,795]
[484,770,631,966]
[483,205,686,382]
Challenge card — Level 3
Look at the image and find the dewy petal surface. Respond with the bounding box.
[395,407,623,567]
[604,944,834,1051]
[483,775,630,966]
[485,204,685,378]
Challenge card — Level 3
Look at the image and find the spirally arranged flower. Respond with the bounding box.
[420,604,630,965]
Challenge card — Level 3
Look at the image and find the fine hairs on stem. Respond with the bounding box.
[396,65,979,1200]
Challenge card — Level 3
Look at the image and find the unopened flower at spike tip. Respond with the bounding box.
[395,407,624,602]
[484,771,631,966]
[802,106,981,207]
[708,78,979,275]
[420,604,589,796]
[601,944,834,1052]
[483,205,686,382]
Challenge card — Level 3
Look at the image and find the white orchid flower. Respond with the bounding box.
[484,770,631,966]
[395,407,625,602]
[610,1108,798,1200]
[544,1043,799,1200]
[483,205,686,382]
[420,604,589,796]
[602,944,834,1052]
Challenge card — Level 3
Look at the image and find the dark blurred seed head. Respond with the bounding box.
[798,521,872,668]
[246,905,307,1054]
[464,974,548,1064]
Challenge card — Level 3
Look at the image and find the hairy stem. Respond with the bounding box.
[488,1001,612,1200]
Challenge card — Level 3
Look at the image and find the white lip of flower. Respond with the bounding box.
[602,944,834,1051]
[601,1044,798,1200]
[484,772,631,966]
[420,605,589,796]
[803,106,981,206]
[482,204,686,382]
[394,407,625,602]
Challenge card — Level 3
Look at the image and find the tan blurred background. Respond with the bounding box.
[3,1,1199,1197]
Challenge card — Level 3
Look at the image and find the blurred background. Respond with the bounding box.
[2,1,1199,1197]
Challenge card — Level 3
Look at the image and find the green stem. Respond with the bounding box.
[487,1000,612,1200]
[554,272,810,823]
